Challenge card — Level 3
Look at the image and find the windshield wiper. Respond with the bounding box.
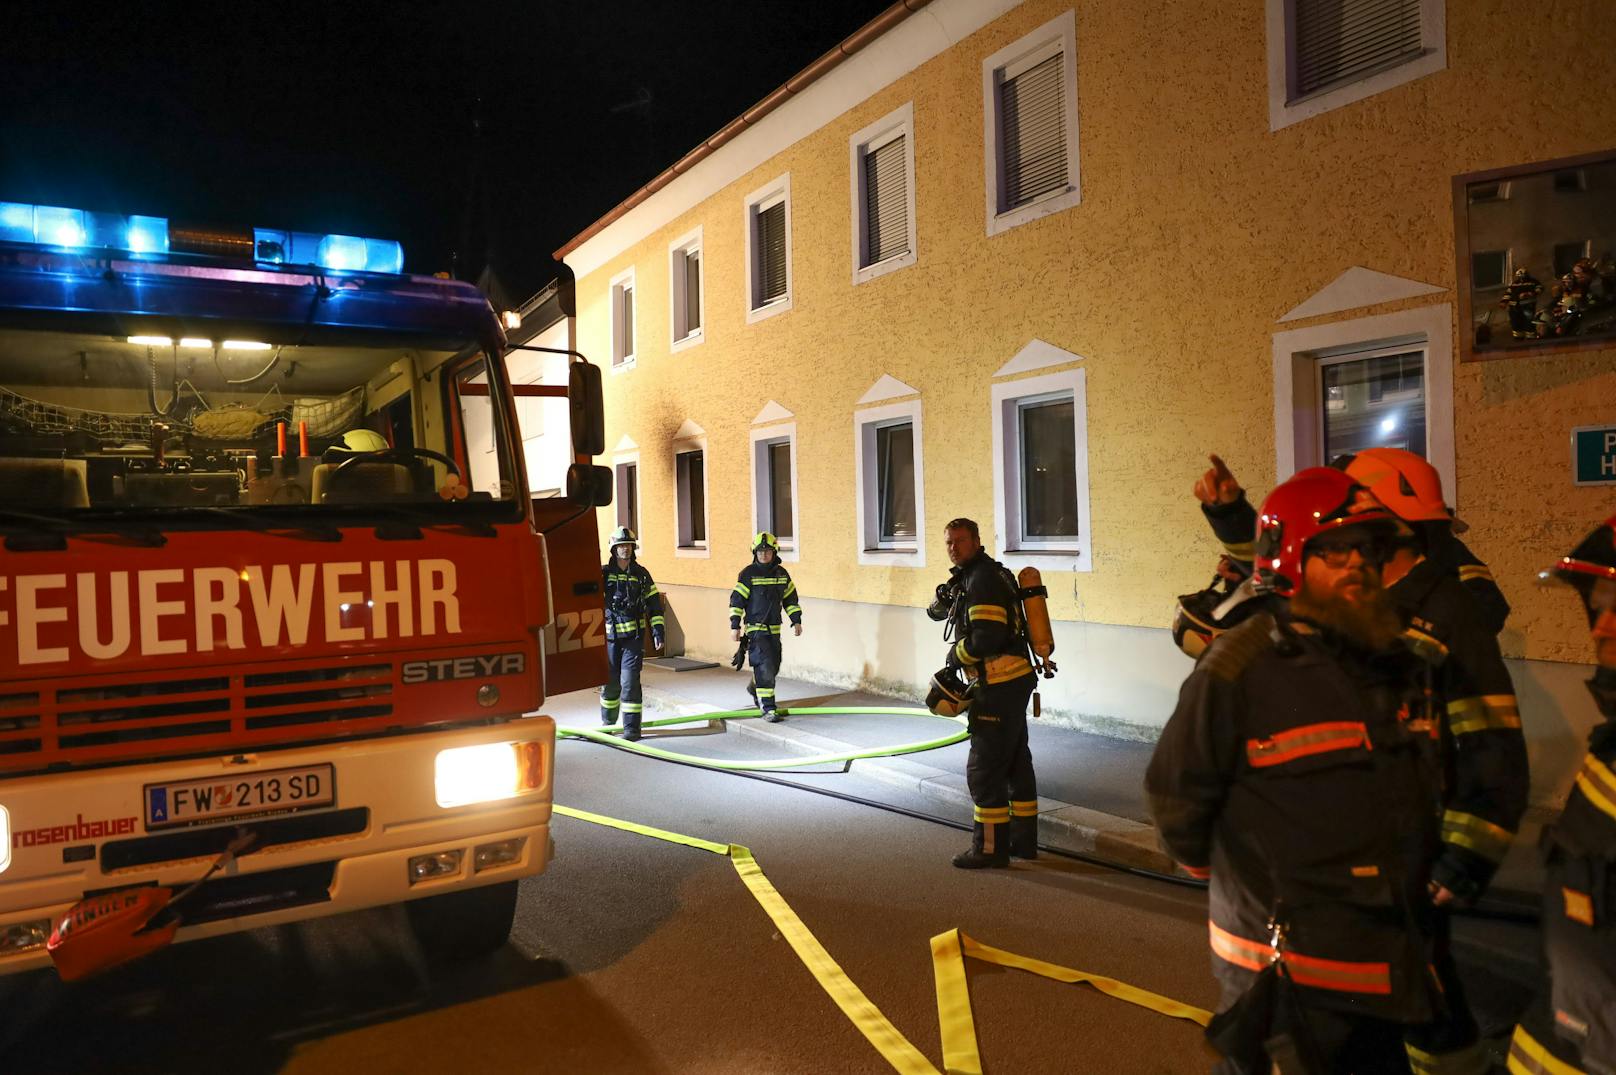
[181,506,342,542]
[0,510,166,550]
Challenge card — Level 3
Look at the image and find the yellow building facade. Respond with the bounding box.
[559,0,1616,807]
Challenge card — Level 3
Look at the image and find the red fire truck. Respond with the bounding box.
[0,203,609,977]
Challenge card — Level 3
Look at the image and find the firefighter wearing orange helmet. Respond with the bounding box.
[1337,448,1529,1073]
[1149,468,1442,1071]
[1508,514,1616,1074]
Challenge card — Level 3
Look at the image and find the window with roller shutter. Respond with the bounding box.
[744,175,792,322]
[1266,0,1444,130]
[981,11,1080,237]
[850,102,916,285]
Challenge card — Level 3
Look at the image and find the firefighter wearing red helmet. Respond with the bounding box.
[1189,452,1510,635]
[1508,514,1616,1074]
[1148,468,1443,1072]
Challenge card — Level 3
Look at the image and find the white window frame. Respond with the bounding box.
[982,9,1081,238]
[749,423,801,563]
[1272,304,1455,505]
[849,102,917,286]
[991,368,1092,574]
[1265,0,1445,131]
[853,399,925,568]
[668,226,705,353]
[609,266,636,371]
[744,174,792,324]
[613,451,640,534]
[672,436,711,559]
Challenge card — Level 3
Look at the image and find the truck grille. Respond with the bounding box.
[0,660,396,773]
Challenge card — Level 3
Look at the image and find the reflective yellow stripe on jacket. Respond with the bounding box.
[1574,751,1616,822]
[1440,809,1515,864]
[1446,694,1522,736]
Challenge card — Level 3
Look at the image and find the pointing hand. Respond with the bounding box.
[1193,454,1242,506]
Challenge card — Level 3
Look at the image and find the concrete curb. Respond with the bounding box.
[640,684,1181,877]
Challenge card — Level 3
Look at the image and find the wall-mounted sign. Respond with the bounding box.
[1572,425,1616,485]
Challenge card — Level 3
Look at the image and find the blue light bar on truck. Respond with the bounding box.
[0,199,402,273]
[254,229,403,274]
[0,202,170,254]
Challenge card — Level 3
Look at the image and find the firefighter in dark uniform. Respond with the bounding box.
[1332,450,1529,1074]
[929,518,1039,869]
[1508,513,1616,1075]
[600,526,664,741]
[729,532,802,722]
[1149,468,1442,1073]
[1192,453,1511,636]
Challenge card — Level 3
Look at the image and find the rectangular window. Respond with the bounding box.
[669,228,704,351]
[1018,399,1077,543]
[745,175,792,321]
[982,12,1080,236]
[854,399,925,566]
[875,423,916,544]
[751,425,799,559]
[1291,0,1422,100]
[850,103,916,284]
[1266,0,1443,130]
[676,449,707,549]
[1554,169,1586,193]
[992,366,1091,570]
[1319,347,1428,459]
[1554,240,1591,278]
[768,442,794,540]
[1471,250,1509,289]
[615,460,639,534]
[610,267,636,369]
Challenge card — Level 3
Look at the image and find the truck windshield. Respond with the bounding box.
[0,324,522,523]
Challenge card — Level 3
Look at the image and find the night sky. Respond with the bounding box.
[2,1,895,302]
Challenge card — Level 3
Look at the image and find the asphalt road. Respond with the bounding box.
[0,696,1540,1074]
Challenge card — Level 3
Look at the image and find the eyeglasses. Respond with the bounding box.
[1306,537,1390,568]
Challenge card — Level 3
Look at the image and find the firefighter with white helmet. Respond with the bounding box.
[600,526,664,741]
[729,532,802,722]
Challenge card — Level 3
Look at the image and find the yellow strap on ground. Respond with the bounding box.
[555,805,1209,1075]
[930,927,1212,1073]
[555,804,938,1075]
[729,844,938,1075]
[553,804,731,856]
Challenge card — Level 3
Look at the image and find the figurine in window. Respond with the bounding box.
[1498,266,1543,339]
[1546,272,1589,336]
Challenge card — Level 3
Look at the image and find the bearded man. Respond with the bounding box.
[1147,467,1442,1074]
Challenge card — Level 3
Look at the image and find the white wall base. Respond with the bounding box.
[657,583,1598,810]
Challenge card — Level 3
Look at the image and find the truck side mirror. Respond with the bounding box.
[565,463,613,507]
[568,362,605,457]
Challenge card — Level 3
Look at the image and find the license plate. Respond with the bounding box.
[144,764,335,830]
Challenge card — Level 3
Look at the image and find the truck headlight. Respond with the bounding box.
[0,805,9,875]
[434,741,545,808]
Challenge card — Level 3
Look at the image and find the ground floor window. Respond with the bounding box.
[1318,346,1428,460]
[615,458,639,534]
[991,367,1090,570]
[853,398,925,567]
[675,447,707,551]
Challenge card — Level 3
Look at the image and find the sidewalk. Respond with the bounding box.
[553,662,1546,905]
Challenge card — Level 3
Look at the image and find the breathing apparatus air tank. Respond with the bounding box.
[1016,567,1056,676]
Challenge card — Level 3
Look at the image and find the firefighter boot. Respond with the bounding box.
[952,821,1010,869]
[1009,816,1039,860]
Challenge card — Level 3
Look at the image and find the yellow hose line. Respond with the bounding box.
[554,805,1209,1075]
[555,805,937,1074]
[930,928,1212,1075]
